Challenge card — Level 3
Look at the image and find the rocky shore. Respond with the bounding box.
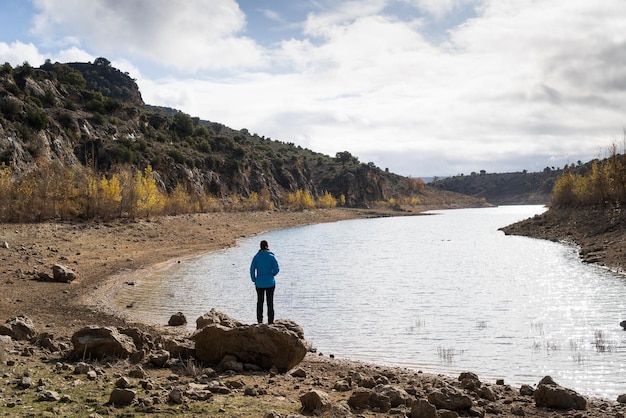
[500,205,626,274]
[1,207,626,417]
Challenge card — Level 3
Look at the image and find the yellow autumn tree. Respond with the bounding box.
[165,183,191,215]
[100,173,123,219]
[0,163,12,221]
[134,166,165,217]
[316,191,337,208]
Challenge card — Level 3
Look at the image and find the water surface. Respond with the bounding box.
[114,205,626,398]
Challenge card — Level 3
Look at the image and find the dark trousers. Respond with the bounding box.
[256,286,275,324]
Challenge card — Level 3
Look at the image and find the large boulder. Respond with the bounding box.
[71,326,136,359]
[196,308,244,330]
[0,315,37,340]
[191,312,307,372]
[534,376,587,410]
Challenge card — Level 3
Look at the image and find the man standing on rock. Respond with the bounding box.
[250,240,280,324]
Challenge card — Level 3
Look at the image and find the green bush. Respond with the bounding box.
[0,97,21,120]
[25,107,48,130]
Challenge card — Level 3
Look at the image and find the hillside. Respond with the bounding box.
[0,59,485,221]
[430,170,558,205]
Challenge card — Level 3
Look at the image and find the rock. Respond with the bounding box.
[291,367,307,378]
[1,241,8,249]
[52,264,76,283]
[128,349,146,364]
[511,405,526,416]
[300,389,332,413]
[458,371,482,390]
[108,388,136,407]
[620,320,626,330]
[74,362,91,374]
[196,308,244,330]
[128,365,146,379]
[369,390,391,412]
[0,315,37,341]
[37,390,61,401]
[479,385,497,401]
[18,376,32,389]
[348,387,372,410]
[148,349,170,367]
[115,377,131,389]
[161,336,194,359]
[119,327,154,350]
[191,313,307,372]
[169,388,184,404]
[334,379,351,392]
[168,312,187,326]
[427,385,473,411]
[352,371,377,388]
[207,380,231,394]
[533,376,586,410]
[411,398,438,418]
[71,326,136,359]
[520,384,534,396]
[221,358,244,373]
[38,332,59,351]
[373,384,412,407]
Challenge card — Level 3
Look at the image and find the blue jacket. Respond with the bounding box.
[250,250,279,288]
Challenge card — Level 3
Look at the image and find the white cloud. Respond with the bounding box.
[171,1,625,175]
[30,0,267,72]
[51,47,94,64]
[411,0,478,19]
[6,0,626,176]
[0,41,44,66]
[303,0,388,38]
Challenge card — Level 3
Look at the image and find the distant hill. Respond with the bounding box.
[0,58,487,221]
[430,170,561,205]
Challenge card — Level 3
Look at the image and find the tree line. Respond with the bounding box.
[552,144,626,207]
[0,162,341,223]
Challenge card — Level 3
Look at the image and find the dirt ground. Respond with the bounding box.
[1,206,626,417]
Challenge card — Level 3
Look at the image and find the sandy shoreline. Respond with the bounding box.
[0,207,417,338]
[3,206,626,416]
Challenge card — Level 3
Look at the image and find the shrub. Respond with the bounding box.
[25,107,48,130]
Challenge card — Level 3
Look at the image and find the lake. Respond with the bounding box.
[113,205,626,399]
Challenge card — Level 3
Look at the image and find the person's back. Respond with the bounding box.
[250,249,279,288]
[250,240,279,323]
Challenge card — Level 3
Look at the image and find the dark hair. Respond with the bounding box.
[260,240,269,250]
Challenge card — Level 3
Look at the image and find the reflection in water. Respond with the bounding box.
[113,206,626,399]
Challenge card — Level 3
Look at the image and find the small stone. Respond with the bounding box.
[169,388,184,404]
[291,367,307,378]
[18,376,32,389]
[37,390,61,402]
[108,388,136,407]
[168,312,187,326]
[74,362,90,374]
[116,377,131,389]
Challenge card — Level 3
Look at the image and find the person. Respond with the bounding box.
[250,240,280,324]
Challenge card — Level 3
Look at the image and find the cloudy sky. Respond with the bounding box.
[1,0,625,177]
